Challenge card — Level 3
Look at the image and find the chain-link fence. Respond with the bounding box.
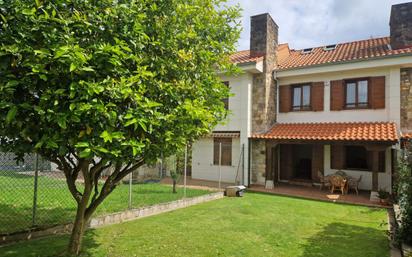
[0,152,203,236]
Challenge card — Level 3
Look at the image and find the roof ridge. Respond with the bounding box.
[288,36,390,52]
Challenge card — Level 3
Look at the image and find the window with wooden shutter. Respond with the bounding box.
[370,76,385,109]
[279,85,291,113]
[213,138,232,166]
[331,145,386,172]
[292,84,311,111]
[311,82,324,111]
[330,80,344,111]
[344,78,369,109]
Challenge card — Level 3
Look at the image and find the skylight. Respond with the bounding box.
[301,48,313,54]
[323,44,337,51]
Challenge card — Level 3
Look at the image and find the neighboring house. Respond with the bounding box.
[190,2,412,200]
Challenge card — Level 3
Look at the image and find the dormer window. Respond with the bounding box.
[301,48,313,54]
[323,44,337,51]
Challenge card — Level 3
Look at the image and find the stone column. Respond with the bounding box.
[250,13,278,134]
[249,13,279,186]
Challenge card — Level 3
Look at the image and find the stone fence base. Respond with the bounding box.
[1,192,224,246]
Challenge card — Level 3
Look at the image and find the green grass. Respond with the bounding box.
[0,192,389,257]
[0,172,211,234]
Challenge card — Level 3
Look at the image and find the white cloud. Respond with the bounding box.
[227,0,406,50]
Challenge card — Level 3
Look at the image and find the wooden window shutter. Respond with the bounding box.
[370,76,385,109]
[213,138,232,166]
[331,145,344,169]
[279,85,291,113]
[330,80,344,111]
[221,138,232,166]
[311,82,324,111]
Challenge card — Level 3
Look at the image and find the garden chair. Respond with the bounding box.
[317,170,330,191]
[329,175,347,195]
[347,175,362,195]
[335,170,348,177]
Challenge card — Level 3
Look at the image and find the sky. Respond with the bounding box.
[226,0,408,50]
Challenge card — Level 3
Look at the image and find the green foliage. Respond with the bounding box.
[0,0,241,164]
[377,189,390,200]
[396,147,412,245]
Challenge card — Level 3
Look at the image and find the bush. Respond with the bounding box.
[396,148,412,245]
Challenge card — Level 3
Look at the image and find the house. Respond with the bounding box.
[191,2,412,201]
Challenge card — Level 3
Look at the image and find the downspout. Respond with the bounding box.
[272,70,279,84]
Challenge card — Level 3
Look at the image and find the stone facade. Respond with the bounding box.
[251,139,266,184]
[250,13,278,134]
[401,68,412,131]
[390,2,412,50]
[249,14,278,185]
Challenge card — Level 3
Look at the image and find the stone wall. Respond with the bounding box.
[250,13,278,134]
[1,191,224,245]
[251,139,266,185]
[390,2,412,50]
[401,68,412,131]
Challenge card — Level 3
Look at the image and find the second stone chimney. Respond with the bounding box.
[390,2,412,50]
[250,13,278,133]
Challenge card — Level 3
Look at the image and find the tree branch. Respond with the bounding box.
[90,161,112,203]
[56,156,83,203]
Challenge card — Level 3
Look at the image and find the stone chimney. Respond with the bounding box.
[250,13,278,134]
[390,2,412,50]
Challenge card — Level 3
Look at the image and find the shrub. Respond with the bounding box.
[396,147,412,245]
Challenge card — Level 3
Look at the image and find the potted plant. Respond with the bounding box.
[378,189,390,205]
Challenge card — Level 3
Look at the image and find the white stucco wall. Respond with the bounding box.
[277,66,401,126]
[323,145,392,192]
[191,138,241,183]
[191,72,253,184]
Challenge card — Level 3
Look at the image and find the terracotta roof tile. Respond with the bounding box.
[277,37,412,70]
[401,132,412,139]
[252,122,398,142]
[230,50,264,64]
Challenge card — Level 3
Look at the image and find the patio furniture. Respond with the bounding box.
[347,175,362,195]
[329,175,347,195]
[335,170,348,177]
[317,170,331,191]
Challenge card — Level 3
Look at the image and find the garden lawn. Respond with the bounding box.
[0,172,211,234]
[0,192,389,257]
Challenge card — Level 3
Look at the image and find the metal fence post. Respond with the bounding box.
[32,154,39,226]
[128,171,132,209]
[160,152,163,179]
[218,142,222,189]
[184,144,187,198]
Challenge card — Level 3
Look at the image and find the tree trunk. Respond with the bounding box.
[172,180,177,193]
[68,201,89,255]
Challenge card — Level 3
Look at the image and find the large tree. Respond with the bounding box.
[0,0,240,254]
